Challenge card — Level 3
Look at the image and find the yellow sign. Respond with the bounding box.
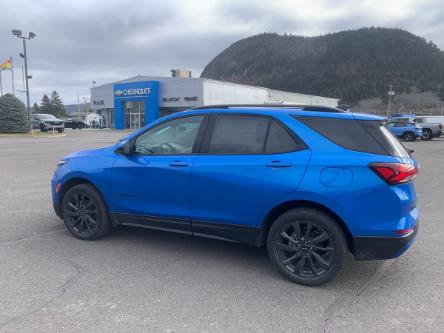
[1,59,12,70]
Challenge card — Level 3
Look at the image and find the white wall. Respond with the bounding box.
[268,89,338,107]
[203,80,338,107]
[203,80,269,105]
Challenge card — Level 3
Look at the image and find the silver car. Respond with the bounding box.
[31,114,65,132]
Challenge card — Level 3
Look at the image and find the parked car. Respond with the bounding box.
[31,113,65,132]
[63,118,88,129]
[51,105,418,286]
[389,116,442,140]
[386,121,423,141]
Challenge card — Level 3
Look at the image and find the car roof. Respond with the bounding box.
[176,105,385,121]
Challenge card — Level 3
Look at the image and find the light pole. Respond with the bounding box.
[12,29,36,126]
[386,84,395,117]
[83,96,88,112]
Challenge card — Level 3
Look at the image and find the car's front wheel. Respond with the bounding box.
[267,208,347,286]
[422,129,433,141]
[61,183,111,240]
[403,132,416,142]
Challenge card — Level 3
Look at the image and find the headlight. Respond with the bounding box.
[57,159,68,167]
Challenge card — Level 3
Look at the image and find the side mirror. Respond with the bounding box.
[116,141,133,155]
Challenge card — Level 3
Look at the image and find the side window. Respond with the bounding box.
[395,122,405,127]
[134,116,203,155]
[208,115,268,154]
[265,121,304,153]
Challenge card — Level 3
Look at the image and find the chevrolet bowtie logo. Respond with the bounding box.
[115,90,124,96]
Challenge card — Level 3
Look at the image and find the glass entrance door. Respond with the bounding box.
[123,101,145,129]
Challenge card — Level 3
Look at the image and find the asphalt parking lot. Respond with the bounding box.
[0,129,443,333]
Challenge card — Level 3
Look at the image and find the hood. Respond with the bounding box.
[63,145,116,160]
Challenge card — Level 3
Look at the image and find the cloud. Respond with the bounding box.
[0,0,442,105]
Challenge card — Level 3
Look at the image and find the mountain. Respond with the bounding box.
[201,27,444,104]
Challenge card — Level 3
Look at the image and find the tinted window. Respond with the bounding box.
[265,121,303,153]
[208,115,268,154]
[134,116,203,154]
[294,116,409,157]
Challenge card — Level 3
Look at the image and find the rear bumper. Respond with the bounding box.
[353,223,418,260]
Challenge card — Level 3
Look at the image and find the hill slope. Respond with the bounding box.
[201,28,444,104]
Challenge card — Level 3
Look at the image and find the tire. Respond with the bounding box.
[57,128,63,133]
[40,124,47,132]
[422,129,433,141]
[61,183,111,240]
[402,132,416,142]
[267,208,347,286]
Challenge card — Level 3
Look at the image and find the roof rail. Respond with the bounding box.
[192,104,346,113]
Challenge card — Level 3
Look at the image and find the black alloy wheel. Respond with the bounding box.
[276,221,334,278]
[62,183,111,240]
[268,208,347,286]
[422,129,433,141]
[403,132,415,142]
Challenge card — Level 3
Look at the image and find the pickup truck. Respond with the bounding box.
[389,116,443,140]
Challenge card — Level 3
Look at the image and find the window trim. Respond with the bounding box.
[199,113,307,155]
[130,114,210,156]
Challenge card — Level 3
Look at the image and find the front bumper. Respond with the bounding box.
[353,223,418,260]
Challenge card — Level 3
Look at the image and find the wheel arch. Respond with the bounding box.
[58,177,114,224]
[257,200,355,253]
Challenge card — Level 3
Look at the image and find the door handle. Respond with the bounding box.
[169,161,189,167]
[266,161,292,168]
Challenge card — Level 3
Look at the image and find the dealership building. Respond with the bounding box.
[90,71,339,129]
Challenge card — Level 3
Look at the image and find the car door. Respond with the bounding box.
[387,122,401,136]
[110,115,207,232]
[190,114,311,243]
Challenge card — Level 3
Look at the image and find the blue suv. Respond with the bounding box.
[51,105,419,285]
[386,121,423,142]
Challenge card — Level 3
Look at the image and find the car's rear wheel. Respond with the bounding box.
[403,132,416,142]
[61,183,111,240]
[422,129,433,141]
[267,208,347,286]
[39,124,47,132]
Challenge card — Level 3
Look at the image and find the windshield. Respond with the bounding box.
[37,114,57,120]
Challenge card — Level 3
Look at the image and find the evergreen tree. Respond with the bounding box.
[0,93,30,133]
[50,91,66,117]
[40,94,52,114]
[32,102,40,114]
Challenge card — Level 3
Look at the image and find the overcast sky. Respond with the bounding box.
[0,0,443,105]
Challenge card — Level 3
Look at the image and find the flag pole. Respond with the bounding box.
[10,57,15,96]
[0,70,3,96]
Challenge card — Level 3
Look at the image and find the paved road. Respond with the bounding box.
[0,130,443,332]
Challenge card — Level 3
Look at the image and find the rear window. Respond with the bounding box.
[265,120,305,153]
[293,116,410,157]
[208,115,268,154]
[204,115,306,154]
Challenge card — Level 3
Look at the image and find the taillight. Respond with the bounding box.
[439,123,443,130]
[369,162,417,185]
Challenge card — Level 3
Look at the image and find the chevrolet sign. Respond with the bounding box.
[114,88,151,97]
